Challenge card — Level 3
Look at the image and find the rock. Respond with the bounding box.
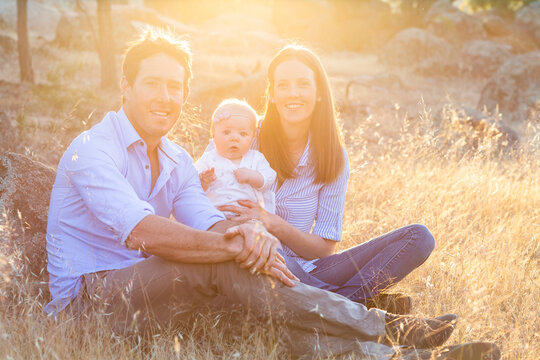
[475,8,539,53]
[515,2,540,45]
[195,28,283,58]
[436,105,520,155]
[478,51,540,122]
[482,14,511,37]
[113,4,197,35]
[55,13,139,52]
[329,0,395,51]
[202,13,276,34]
[0,0,64,42]
[0,112,19,154]
[55,14,93,50]
[55,4,196,53]
[378,28,456,76]
[0,34,16,55]
[190,69,267,119]
[460,40,512,78]
[424,0,458,23]
[272,0,333,41]
[0,152,55,289]
[426,8,486,45]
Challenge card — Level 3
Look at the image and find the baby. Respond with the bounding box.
[195,99,276,214]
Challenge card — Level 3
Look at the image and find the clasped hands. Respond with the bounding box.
[224,218,298,287]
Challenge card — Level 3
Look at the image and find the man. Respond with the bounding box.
[45,29,465,358]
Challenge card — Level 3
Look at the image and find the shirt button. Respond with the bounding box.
[145,165,149,170]
[139,141,144,146]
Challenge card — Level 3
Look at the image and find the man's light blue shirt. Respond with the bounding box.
[45,108,225,315]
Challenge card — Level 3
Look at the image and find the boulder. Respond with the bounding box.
[424,0,457,23]
[328,0,395,51]
[378,28,456,76]
[272,0,333,41]
[190,69,267,119]
[426,8,486,45]
[482,14,511,37]
[55,14,93,50]
[0,112,19,154]
[55,5,196,53]
[460,40,512,78]
[0,0,63,42]
[113,4,197,35]
[436,105,520,155]
[478,51,540,122]
[0,153,55,289]
[0,34,17,55]
[515,2,540,46]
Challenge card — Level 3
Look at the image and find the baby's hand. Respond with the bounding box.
[234,168,264,189]
[199,168,216,191]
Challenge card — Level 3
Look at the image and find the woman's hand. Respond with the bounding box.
[218,199,271,224]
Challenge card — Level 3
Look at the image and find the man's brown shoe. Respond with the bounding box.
[385,313,458,349]
[365,292,413,315]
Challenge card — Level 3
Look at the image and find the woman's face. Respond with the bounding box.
[272,59,317,129]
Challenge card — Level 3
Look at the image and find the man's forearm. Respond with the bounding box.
[126,215,242,263]
[207,219,242,233]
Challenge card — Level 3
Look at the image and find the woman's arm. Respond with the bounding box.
[272,150,349,259]
[220,151,350,260]
[265,212,337,259]
[220,200,337,260]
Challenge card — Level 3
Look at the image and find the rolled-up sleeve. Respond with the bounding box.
[62,144,154,243]
[172,158,226,230]
[312,151,350,241]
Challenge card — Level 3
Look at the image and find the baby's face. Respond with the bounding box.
[213,115,255,161]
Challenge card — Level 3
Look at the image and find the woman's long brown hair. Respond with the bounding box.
[259,45,344,184]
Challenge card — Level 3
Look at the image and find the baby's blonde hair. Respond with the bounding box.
[210,99,258,136]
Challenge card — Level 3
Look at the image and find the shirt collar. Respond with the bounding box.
[117,107,181,164]
[158,138,182,165]
[117,108,143,149]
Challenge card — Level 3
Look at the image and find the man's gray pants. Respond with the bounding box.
[69,256,395,359]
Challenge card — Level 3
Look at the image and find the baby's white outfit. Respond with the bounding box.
[195,149,277,213]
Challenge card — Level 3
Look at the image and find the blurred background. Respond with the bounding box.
[0,2,539,358]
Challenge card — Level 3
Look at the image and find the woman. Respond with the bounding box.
[219,45,434,314]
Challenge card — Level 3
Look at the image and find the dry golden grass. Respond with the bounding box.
[1,107,538,359]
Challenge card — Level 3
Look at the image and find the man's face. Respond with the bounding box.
[122,53,188,145]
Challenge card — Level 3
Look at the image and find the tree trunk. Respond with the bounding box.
[97,0,117,89]
[16,0,34,84]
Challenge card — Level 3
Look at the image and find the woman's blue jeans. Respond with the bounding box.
[282,224,435,303]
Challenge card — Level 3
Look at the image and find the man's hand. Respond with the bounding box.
[199,168,216,191]
[224,220,297,286]
[234,168,264,189]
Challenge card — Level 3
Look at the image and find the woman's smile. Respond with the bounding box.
[273,59,317,128]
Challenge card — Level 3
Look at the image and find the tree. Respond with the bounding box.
[96,0,117,89]
[17,0,34,84]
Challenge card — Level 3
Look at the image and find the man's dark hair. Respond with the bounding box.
[122,28,192,89]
